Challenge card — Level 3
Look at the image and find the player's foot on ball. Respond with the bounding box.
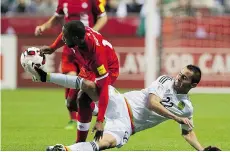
[46,144,67,151]
[65,120,77,130]
[26,60,47,82]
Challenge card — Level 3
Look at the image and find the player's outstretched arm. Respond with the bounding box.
[40,33,65,55]
[148,93,177,120]
[92,0,108,31]
[182,129,204,151]
[148,93,193,128]
[35,15,63,36]
[93,15,108,32]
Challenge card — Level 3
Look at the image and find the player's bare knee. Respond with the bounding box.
[98,139,114,150]
[81,79,96,90]
[81,79,98,99]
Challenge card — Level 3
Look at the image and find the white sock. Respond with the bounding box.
[67,141,99,151]
[92,104,98,116]
[77,122,90,131]
[47,73,83,89]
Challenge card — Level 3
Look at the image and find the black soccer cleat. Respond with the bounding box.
[26,60,47,82]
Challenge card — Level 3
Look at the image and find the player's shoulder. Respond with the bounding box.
[156,75,173,85]
[148,75,173,91]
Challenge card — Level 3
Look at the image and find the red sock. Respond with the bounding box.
[76,92,93,142]
[69,111,77,120]
[76,106,92,142]
[67,89,79,121]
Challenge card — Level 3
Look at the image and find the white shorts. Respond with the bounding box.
[104,86,132,148]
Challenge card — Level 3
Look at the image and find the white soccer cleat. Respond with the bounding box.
[46,146,54,151]
[46,144,67,151]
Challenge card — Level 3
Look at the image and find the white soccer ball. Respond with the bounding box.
[20,47,46,72]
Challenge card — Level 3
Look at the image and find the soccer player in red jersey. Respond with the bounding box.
[34,0,107,130]
[32,20,119,141]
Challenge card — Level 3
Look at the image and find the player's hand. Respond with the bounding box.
[35,25,45,36]
[92,121,104,141]
[175,117,194,128]
[40,46,55,55]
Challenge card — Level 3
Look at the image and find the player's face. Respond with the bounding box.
[62,27,86,48]
[62,28,75,48]
[75,37,86,49]
[174,67,194,90]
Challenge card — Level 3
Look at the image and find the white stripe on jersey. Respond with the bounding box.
[95,73,109,81]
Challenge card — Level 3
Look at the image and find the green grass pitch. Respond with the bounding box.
[1,89,230,150]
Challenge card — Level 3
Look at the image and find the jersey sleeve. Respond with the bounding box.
[180,117,194,131]
[90,35,109,122]
[148,75,172,99]
[50,32,65,50]
[92,0,106,18]
[54,0,64,16]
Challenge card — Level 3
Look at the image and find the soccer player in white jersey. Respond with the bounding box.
[25,63,220,151]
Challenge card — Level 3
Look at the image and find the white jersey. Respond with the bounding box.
[124,75,194,133]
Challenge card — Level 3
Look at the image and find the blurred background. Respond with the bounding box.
[1,0,230,151]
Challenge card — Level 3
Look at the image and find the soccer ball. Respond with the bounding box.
[20,47,46,72]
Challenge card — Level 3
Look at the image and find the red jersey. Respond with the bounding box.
[55,0,106,27]
[73,28,118,78]
[50,27,119,122]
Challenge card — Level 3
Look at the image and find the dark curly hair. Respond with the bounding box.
[186,65,202,84]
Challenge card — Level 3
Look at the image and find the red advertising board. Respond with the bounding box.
[162,48,230,87]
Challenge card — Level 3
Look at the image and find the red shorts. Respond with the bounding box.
[61,46,80,74]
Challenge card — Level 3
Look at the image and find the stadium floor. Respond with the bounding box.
[1,89,230,150]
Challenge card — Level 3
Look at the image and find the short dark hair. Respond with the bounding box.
[186,65,202,84]
[64,20,86,39]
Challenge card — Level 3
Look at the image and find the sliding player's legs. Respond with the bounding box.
[75,86,132,149]
[102,86,132,149]
[47,86,132,151]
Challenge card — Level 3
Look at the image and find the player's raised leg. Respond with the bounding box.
[47,86,132,151]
